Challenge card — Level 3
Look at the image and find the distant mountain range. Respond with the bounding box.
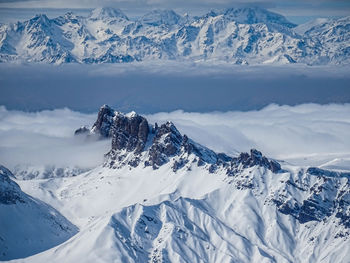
[0,7,349,65]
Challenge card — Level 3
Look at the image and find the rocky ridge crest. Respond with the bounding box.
[77,104,282,174]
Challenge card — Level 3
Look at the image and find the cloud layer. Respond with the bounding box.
[1,103,349,171]
[147,104,350,163]
[0,106,110,169]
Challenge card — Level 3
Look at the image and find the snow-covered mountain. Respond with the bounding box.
[0,165,78,261]
[3,104,349,263]
[0,7,349,65]
[12,164,88,180]
[297,17,350,64]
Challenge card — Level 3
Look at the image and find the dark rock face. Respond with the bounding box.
[87,105,150,154]
[91,104,115,138]
[88,105,282,173]
[335,186,350,229]
[148,122,183,168]
[0,165,25,205]
[110,113,149,154]
[243,149,281,172]
[272,171,350,230]
[146,122,231,170]
[307,167,350,178]
[275,195,333,224]
[227,149,281,176]
[74,126,90,136]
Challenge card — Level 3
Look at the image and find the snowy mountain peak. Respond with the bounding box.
[54,12,80,25]
[78,105,282,174]
[89,7,129,21]
[24,13,52,31]
[294,17,330,35]
[0,7,349,64]
[220,6,296,28]
[140,9,182,26]
[90,104,115,137]
[30,13,51,24]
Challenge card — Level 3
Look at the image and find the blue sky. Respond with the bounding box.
[0,0,349,24]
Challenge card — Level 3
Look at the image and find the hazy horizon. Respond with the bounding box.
[1,63,349,113]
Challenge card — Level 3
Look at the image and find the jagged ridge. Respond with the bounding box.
[74,104,350,232]
[0,7,349,64]
[77,105,281,174]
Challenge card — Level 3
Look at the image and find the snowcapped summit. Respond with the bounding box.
[28,13,51,25]
[140,9,182,26]
[294,17,330,35]
[125,110,138,118]
[89,7,129,21]
[300,16,350,64]
[0,7,349,64]
[303,16,350,39]
[24,13,52,32]
[89,104,116,138]
[54,12,81,25]
[79,105,281,173]
[219,7,296,28]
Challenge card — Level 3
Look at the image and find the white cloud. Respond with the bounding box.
[1,104,349,171]
[0,106,110,169]
[146,104,350,166]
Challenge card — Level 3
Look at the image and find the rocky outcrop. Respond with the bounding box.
[0,165,78,260]
[90,104,115,138]
[85,105,282,174]
[147,121,183,167]
[74,126,90,135]
[0,165,25,204]
[226,149,281,176]
[271,168,350,231]
[110,112,149,153]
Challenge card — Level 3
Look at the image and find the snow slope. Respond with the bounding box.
[4,105,349,263]
[0,7,349,65]
[0,165,78,261]
[11,159,350,263]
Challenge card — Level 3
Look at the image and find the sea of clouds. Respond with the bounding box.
[0,106,110,169]
[1,103,349,171]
